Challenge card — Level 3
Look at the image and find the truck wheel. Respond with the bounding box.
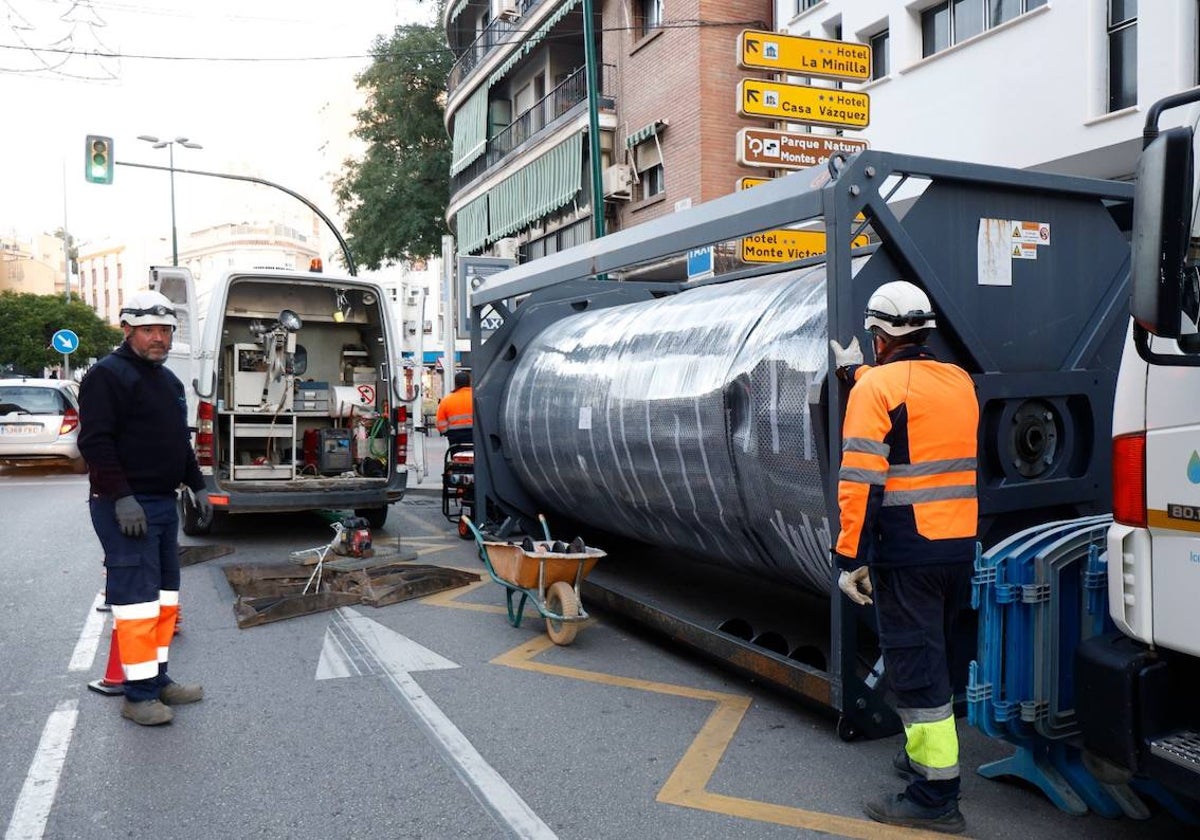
[355,507,388,529]
[179,491,213,536]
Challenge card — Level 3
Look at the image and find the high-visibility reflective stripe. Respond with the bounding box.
[112,601,159,620]
[883,485,977,506]
[125,660,159,680]
[157,646,170,663]
[445,413,473,424]
[844,437,890,456]
[902,710,959,780]
[159,590,179,606]
[839,466,887,485]
[899,701,953,725]
[888,458,977,477]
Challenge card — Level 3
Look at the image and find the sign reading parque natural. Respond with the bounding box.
[742,230,871,264]
[738,80,870,129]
[737,30,871,82]
[738,129,869,170]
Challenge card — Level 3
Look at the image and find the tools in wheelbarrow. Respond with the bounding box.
[461,514,605,646]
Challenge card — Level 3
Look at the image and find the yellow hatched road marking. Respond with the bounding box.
[423,580,955,838]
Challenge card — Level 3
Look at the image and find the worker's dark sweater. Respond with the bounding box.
[78,342,204,499]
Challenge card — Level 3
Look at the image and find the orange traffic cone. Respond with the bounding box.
[87,627,125,696]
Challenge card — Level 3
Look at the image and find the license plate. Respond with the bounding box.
[0,423,41,435]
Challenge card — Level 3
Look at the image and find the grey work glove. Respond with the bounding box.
[114,495,148,538]
[189,488,213,523]
[830,337,864,370]
[838,565,874,606]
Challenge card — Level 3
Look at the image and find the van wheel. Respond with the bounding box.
[355,507,388,529]
[180,492,213,536]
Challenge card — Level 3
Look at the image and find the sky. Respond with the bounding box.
[1,0,437,259]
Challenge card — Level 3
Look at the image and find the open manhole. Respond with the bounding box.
[223,552,479,628]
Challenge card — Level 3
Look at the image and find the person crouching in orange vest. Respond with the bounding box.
[436,371,473,447]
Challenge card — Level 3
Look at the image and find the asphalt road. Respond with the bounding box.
[0,465,1193,839]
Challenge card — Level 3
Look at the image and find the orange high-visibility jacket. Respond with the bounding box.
[834,345,978,570]
[436,386,473,434]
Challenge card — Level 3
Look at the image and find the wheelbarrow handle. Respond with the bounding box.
[537,513,552,541]
[460,514,486,544]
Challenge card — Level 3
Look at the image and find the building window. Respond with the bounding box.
[796,0,820,13]
[922,0,1046,58]
[869,29,889,79]
[637,0,662,37]
[1108,0,1137,111]
[633,137,665,201]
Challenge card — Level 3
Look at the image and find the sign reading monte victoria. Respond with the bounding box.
[742,230,871,264]
[738,29,871,82]
[738,79,869,129]
[738,129,868,170]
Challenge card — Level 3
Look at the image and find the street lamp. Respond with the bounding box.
[137,134,202,267]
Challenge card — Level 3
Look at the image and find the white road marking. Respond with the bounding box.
[4,700,78,840]
[67,593,107,672]
[320,607,557,839]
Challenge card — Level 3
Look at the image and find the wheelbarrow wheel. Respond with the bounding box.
[457,516,473,540]
[544,580,580,646]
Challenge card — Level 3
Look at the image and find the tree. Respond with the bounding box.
[335,23,454,270]
[0,292,122,375]
[52,228,79,276]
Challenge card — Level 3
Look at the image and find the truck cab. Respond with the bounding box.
[1079,109,1200,804]
[150,265,408,532]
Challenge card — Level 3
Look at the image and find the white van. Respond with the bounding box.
[149,265,408,534]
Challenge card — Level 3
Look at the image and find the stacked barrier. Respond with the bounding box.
[968,516,1194,822]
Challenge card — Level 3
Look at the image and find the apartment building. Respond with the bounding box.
[443,0,775,269]
[779,1,1199,179]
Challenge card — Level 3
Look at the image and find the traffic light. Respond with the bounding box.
[85,135,114,184]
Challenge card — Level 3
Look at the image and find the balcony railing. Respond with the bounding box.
[450,64,613,195]
[447,0,544,94]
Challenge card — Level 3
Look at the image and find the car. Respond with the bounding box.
[0,377,86,472]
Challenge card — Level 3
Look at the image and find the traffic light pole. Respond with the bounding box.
[114,160,357,276]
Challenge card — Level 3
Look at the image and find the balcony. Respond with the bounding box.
[450,64,613,196]
[447,0,546,95]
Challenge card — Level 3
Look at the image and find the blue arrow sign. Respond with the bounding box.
[51,329,79,355]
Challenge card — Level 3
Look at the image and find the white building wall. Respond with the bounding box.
[777,1,1199,178]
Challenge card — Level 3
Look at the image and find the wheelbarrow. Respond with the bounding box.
[461,514,604,645]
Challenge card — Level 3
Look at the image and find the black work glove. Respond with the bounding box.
[114,495,147,537]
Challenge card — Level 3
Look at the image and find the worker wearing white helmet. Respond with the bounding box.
[78,288,209,726]
[829,279,978,834]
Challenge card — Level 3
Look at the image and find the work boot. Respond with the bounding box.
[893,747,917,781]
[551,540,568,553]
[520,536,536,553]
[864,793,964,834]
[568,536,586,554]
[159,681,204,705]
[121,699,174,726]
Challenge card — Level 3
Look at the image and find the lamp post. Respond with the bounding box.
[137,135,202,266]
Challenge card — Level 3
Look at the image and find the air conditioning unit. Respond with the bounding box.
[495,237,519,261]
[404,289,421,306]
[492,0,519,21]
[602,164,635,201]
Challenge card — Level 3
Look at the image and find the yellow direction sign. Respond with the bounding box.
[738,30,870,82]
[737,176,771,190]
[738,79,869,130]
[742,230,870,264]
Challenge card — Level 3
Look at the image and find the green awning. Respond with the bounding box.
[488,135,582,241]
[626,120,665,148]
[447,0,469,23]
[457,193,490,254]
[486,0,582,87]
[450,85,490,176]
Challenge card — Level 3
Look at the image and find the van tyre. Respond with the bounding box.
[180,491,213,536]
[355,507,388,529]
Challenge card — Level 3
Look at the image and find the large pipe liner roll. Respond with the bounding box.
[500,263,855,595]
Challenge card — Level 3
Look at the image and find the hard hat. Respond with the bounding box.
[863,281,936,336]
[120,290,178,329]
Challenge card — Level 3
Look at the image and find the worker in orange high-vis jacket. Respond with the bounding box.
[78,290,208,727]
[436,370,474,446]
[829,280,978,835]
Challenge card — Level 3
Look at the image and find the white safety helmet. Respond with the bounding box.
[863,280,936,337]
[120,290,178,329]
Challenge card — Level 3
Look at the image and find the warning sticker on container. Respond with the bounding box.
[578,406,592,430]
[1012,242,1038,260]
[1011,220,1050,245]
